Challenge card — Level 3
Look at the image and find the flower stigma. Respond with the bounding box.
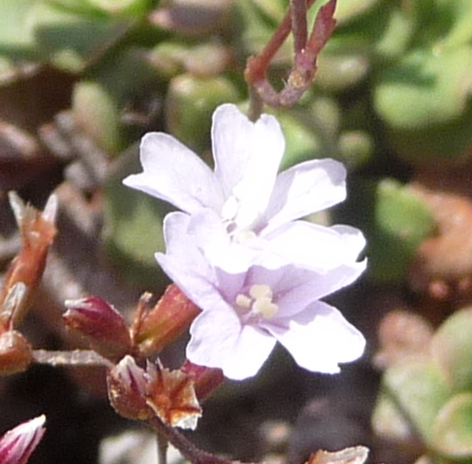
[235,284,279,319]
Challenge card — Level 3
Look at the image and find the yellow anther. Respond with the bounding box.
[249,284,272,300]
[235,294,251,308]
[252,297,278,318]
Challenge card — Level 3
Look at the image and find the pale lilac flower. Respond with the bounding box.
[157,212,366,380]
[0,415,46,464]
[123,103,352,271]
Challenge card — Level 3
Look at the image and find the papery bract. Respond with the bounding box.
[0,415,46,464]
[157,213,366,380]
[123,103,349,271]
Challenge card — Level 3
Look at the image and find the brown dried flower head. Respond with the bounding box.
[146,361,202,430]
[107,355,152,421]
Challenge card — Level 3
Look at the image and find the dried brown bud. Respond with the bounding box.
[146,362,202,430]
[135,285,200,356]
[181,360,224,400]
[0,330,33,376]
[63,297,131,361]
[107,355,152,421]
[0,193,57,326]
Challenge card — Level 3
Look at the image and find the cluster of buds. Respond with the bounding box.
[63,284,224,430]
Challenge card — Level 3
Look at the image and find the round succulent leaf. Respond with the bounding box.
[432,392,472,459]
[374,46,472,129]
[372,357,452,443]
[315,52,369,91]
[436,0,472,48]
[337,130,373,170]
[334,0,381,26]
[0,0,45,59]
[233,0,289,60]
[72,80,122,154]
[366,179,435,283]
[272,109,326,171]
[431,308,472,392]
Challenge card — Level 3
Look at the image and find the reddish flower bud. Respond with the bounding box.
[135,285,200,356]
[146,362,202,430]
[0,330,33,376]
[63,297,131,361]
[0,415,46,464]
[107,355,152,421]
[0,193,57,326]
[181,360,224,401]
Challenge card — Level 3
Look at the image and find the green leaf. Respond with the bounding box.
[374,46,472,129]
[431,308,472,392]
[372,358,451,443]
[165,74,240,153]
[0,0,40,58]
[367,179,436,282]
[433,393,472,459]
[34,2,133,72]
[72,80,122,154]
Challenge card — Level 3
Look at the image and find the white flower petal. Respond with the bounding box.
[269,262,366,318]
[330,225,367,260]
[261,159,346,234]
[212,104,285,229]
[267,301,365,374]
[156,212,217,307]
[265,221,365,271]
[187,308,276,380]
[123,132,223,214]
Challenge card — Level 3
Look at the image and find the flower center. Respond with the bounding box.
[235,284,278,319]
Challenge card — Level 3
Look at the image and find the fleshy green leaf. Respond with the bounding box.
[372,358,451,443]
[374,46,472,129]
[367,179,436,282]
[72,80,122,154]
[432,393,472,459]
[431,308,472,392]
[165,74,240,153]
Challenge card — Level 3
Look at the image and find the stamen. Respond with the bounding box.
[252,297,278,318]
[236,294,251,308]
[249,284,272,300]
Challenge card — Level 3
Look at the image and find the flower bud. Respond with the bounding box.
[0,193,57,326]
[0,415,46,464]
[107,355,152,421]
[135,285,200,356]
[0,330,33,376]
[64,296,131,361]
